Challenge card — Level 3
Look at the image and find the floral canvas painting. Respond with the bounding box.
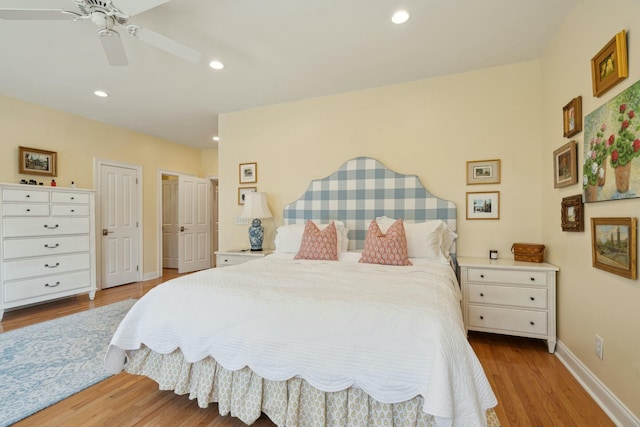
[583,79,640,202]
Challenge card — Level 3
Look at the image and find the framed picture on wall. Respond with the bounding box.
[591,217,637,279]
[239,162,257,184]
[19,146,57,177]
[591,30,628,98]
[553,140,578,188]
[466,191,500,220]
[561,194,584,232]
[238,187,257,205]
[466,159,501,185]
[562,96,582,138]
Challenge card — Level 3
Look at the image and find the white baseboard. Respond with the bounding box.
[143,271,160,281]
[555,340,640,427]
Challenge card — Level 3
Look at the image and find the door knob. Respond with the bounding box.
[180,226,186,232]
[102,229,114,236]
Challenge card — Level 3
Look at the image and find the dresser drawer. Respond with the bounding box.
[2,203,50,216]
[51,205,90,216]
[3,217,90,237]
[4,253,90,281]
[216,254,251,267]
[4,235,90,259]
[468,305,547,335]
[4,270,90,303]
[52,192,90,204]
[2,189,50,203]
[467,268,548,286]
[467,284,547,309]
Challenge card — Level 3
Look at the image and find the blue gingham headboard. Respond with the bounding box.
[283,157,457,256]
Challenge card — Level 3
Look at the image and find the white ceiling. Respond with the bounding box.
[0,0,575,149]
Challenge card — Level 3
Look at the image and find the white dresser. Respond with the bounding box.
[0,184,96,319]
[215,249,273,267]
[458,257,559,353]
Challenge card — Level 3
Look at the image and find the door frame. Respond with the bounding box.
[94,158,143,288]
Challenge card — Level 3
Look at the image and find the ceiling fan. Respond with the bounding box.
[0,0,202,66]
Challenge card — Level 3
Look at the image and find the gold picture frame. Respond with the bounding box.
[238,187,257,205]
[591,30,628,98]
[466,159,501,185]
[591,217,636,279]
[561,195,584,232]
[562,96,582,138]
[239,162,257,184]
[466,191,500,220]
[553,140,578,188]
[19,146,57,177]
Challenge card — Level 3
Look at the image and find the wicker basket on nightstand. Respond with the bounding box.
[511,243,545,263]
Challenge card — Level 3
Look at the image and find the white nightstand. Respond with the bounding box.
[458,257,559,353]
[215,249,273,267]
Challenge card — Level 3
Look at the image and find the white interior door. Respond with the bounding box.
[100,164,139,288]
[178,175,211,273]
[162,179,179,269]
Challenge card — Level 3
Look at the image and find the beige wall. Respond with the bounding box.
[540,0,640,419]
[201,148,219,177]
[0,95,205,279]
[219,60,544,257]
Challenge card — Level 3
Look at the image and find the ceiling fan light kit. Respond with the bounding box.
[0,0,202,66]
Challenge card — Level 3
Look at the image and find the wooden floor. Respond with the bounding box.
[1,270,614,427]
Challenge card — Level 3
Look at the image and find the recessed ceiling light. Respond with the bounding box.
[212,136,219,141]
[391,10,410,24]
[94,90,109,98]
[209,60,224,70]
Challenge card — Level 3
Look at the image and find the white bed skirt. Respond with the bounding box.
[125,345,500,427]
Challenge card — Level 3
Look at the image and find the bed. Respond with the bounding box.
[105,157,499,427]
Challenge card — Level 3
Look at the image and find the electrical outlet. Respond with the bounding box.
[235,217,248,225]
[595,335,604,360]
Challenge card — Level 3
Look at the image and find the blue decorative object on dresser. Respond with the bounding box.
[240,192,272,251]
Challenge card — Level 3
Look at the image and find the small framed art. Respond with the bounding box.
[591,217,636,279]
[562,96,582,138]
[238,187,257,205]
[553,140,578,188]
[466,159,501,185]
[239,162,257,184]
[466,191,500,220]
[591,30,628,98]
[561,194,584,232]
[19,146,57,177]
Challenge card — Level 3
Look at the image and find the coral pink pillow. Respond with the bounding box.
[294,220,339,260]
[359,219,412,266]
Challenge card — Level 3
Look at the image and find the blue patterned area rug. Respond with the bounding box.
[0,299,136,426]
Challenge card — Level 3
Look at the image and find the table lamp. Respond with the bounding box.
[240,192,272,251]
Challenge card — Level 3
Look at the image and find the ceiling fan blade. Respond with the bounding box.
[0,9,79,20]
[112,0,170,17]
[99,29,129,66]
[128,26,202,64]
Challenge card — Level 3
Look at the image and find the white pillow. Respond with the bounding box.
[274,221,349,253]
[374,216,454,262]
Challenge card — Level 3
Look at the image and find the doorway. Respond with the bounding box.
[159,171,216,276]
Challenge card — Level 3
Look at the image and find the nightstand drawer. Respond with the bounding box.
[468,284,547,309]
[468,305,547,335]
[217,254,251,267]
[467,268,548,286]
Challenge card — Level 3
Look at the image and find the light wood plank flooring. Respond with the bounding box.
[1,270,614,427]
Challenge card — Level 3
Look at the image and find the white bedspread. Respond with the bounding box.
[105,255,497,427]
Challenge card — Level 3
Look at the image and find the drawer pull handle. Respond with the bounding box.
[530,277,535,281]
[44,224,59,229]
[480,274,485,278]
[26,194,30,198]
[45,281,60,288]
[530,321,535,326]
[44,262,60,268]
[530,296,535,301]
[44,243,60,249]
[71,197,75,200]
[479,316,484,320]
[26,208,31,212]
[71,209,75,213]
[480,293,484,297]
